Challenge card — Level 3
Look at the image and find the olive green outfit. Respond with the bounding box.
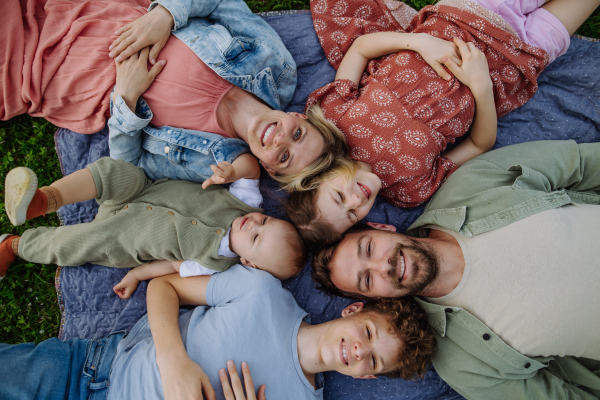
[19,157,262,271]
[407,141,600,400]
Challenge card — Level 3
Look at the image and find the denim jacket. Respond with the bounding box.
[108,0,297,182]
[407,141,600,400]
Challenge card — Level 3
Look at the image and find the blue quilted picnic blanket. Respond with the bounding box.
[53,10,600,400]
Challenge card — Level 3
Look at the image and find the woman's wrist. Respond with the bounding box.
[114,90,139,112]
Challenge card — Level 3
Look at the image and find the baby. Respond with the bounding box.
[1,157,305,283]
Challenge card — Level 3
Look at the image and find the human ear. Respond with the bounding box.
[366,222,396,232]
[288,112,307,119]
[341,302,365,317]
[240,258,257,268]
[353,375,377,379]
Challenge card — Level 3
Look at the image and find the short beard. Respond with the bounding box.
[388,239,439,296]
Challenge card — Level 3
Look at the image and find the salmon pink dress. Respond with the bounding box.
[1,0,232,136]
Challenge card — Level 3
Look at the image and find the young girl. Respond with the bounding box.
[297,0,598,208]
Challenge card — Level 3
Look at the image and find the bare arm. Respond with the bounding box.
[336,32,463,85]
[201,154,260,189]
[442,39,496,166]
[147,273,216,400]
[113,260,183,299]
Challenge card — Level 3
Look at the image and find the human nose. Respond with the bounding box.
[348,192,361,208]
[272,129,288,147]
[354,340,367,361]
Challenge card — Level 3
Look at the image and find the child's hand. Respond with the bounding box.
[412,33,463,81]
[202,161,235,189]
[441,38,492,96]
[113,271,140,299]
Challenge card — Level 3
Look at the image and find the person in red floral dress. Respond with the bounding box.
[286,0,598,241]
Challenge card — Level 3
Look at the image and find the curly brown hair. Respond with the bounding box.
[364,298,437,380]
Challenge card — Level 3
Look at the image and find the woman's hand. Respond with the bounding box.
[219,361,266,400]
[109,4,174,64]
[113,47,165,112]
[441,38,492,95]
[412,33,463,81]
[158,353,216,400]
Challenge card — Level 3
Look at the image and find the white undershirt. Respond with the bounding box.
[425,204,600,360]
[179,179,262,277]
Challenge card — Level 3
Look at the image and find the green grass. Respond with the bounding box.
[1,0,599,344]
[0,115,63,343]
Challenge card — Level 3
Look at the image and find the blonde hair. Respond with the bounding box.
[274,103,349,192]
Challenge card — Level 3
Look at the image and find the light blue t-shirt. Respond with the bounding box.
[107,265,323,400]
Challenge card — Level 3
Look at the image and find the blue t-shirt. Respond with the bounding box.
[107,265,323,400]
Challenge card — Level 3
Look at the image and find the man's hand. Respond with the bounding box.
[441,38,492,96]
[109,4,174,64]
[113,47,165,112]
[158,354,216,400]
[113,271,140,299]
[202,161,236,189]
[219,361,266,400]
[412,33,463,81]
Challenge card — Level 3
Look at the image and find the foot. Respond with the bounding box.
[5,167,38,226]
[0,234,17,281]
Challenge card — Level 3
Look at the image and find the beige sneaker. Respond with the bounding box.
[5,167,38,226]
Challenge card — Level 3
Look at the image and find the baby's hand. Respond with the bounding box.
[113,271,140,299]
[442,38,492,96]
[202,161,235,189]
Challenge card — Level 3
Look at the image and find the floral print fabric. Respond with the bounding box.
[307,0,549,207]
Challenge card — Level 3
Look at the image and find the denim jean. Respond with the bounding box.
[0,331,125,400]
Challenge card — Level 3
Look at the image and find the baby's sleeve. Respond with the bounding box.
[179,260,218,277]
[228,179,262,208]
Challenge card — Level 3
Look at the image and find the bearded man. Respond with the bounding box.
[313,140,600,400]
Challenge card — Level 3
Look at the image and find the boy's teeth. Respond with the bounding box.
[342,342,348,364]
[399,255,405,281]
[262,124,275,145]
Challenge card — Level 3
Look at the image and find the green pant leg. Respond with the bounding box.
[19,224,110,267]
[88,157,153,210]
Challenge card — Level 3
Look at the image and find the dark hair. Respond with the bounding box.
[286,189,343,245]
[364,298,436,380]
[311,224,377,299]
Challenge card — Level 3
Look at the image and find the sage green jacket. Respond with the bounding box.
[407,141,600,400]
[20,157,262,271]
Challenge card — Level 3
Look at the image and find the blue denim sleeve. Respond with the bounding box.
[107,94,152,168]
[108,95,207,182]
[150,0,225,30]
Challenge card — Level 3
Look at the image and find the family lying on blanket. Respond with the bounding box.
[1,0,600,399]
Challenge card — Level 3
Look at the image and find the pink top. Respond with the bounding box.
[144,35,233,137]
[1,0,232,136]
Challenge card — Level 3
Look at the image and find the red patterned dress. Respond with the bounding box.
[307,0,549,207]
